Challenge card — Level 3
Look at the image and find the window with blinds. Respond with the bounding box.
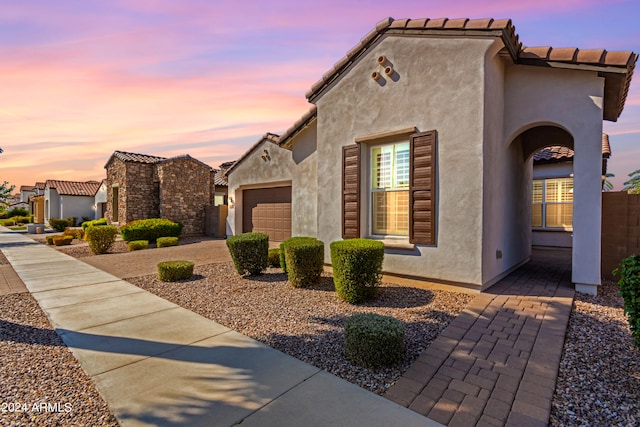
[371,142,410,236]
[532,177,573,229]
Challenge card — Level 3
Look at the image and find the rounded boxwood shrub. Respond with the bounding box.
[63,227,84,240]
[85,225,118,255]
[614,254,640,349]
[226,232,268,275]
[279,236,318,273]
[45,235,56,245]
[81,218,107,230]
[157,236,179,248]
[49,218,71,232]
[119,218,183,242]
[157,260,194,282]
[344,313,405,368]
[52,235,73,246]
[284,237,324,288]
[268,248,281,268]
[128,240,149,251]
[330,238,384,303]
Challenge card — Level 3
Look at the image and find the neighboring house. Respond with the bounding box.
[19,185,36,206]
[227,16,637,295]
[44,180,102,223]
[8,201,29,211]
[104,150,216,235]
[531,134,611,248]
[94,179,108,219]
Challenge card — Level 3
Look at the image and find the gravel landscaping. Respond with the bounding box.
[127,262,474,395]
[550,281,640,426]
[0,293,118,427]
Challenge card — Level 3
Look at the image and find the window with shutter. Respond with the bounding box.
[341,130,436,245]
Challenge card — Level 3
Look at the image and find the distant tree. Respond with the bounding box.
[0,181,15,208]
[623,169,640,194]
[603,173,615,192]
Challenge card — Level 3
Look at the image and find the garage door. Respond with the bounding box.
[243,186,292,242]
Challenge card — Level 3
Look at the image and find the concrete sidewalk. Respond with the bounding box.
[0,228,438,427]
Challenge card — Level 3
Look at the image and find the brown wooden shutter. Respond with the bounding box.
[342,144,361,239]
[409,130,436,244]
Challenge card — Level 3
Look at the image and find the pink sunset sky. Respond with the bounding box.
[1,0,639,190]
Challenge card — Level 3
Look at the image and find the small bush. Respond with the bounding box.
[226,232,268,275]
[128,240,149,251]
[157,260,194,282]
[63,227,84,240]
[49,218,71,232]
[344,313,405,368]
[330,238,384,304]
[52,235,73,246]
[614,254,640,349]
[268,248,281,268]
[120,218,183,242]
[284,237,324,288]
[45,235,57,245]
[66,217,77,227]
[8,207,29,217]
[157,236,179,248]
[82,218,107,230]
[81,216,92,223]
[85,225,118,255]
[280,237,319,274]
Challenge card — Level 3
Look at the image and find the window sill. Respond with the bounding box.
[532,227,572,232]
[371,238,416,251]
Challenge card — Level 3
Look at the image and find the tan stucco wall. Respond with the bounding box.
[314,35,498,286]
[290,122,318,236]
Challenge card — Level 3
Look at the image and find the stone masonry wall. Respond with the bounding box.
[157,157,212,235]
[124,162,159,223]
[105,158,126,225]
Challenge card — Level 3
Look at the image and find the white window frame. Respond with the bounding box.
[532,177,573,231]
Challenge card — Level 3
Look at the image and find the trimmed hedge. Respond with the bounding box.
[49,218,72,232]
[614,254,640,349]
[52,235,73,246]
[63,227,84,240]
[283,237,324,288]
[226,232,268,275]
[128,240,149,251]
[280,236,319,274]
[157,236,179,248]
[330,238,384,303]
[45,235,56,245]
[119,218,183,242]
[267,248,281,268]
[157,260,194,282]
[344,313,405,368]
[85,225,118,255]
[81,218,107,230]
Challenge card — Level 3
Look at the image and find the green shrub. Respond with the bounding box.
[120,218,183,242]
[45,235,57,245]
[157,236,179,248]
[66,217,77,227]
[8,207,29,217]
[49,218,71,232]
[85,225,118,255]
[0,218,15,226]
[330,238,384,304]
[63,227,84,240]
[280,237,319,274]
[344,313,405,368]
[128,240,149,251]
[284,237,324,288]
[268,248,281,268]
[81,218,107,230]
[226,232,268,275]
[157,260,194,282]
[614,254,640,349]
[52,235,73,246]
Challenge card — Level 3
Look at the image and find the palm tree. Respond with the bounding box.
[603,173,615,191]
[623,169,640,194]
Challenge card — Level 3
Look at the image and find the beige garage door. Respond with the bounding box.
[243,186,292,242]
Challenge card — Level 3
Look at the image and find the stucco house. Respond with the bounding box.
[44,180,102,223]
[104,150,217,235]
[227,17,636,295]
[94,179,108,219]
[30,182,46,223]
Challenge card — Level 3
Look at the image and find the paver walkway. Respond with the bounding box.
[0,263,28,295]
[386,248,574,426]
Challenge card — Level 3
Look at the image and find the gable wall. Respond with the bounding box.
[314,35,497,286]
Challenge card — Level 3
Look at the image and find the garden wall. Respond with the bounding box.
[602,191,640,279]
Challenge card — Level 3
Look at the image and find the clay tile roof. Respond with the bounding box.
[111,150,167,164]
[158,154,213,171]
[35,182,45,190]
[212,169,227,186]
[533,133,611,163]
[520,46,552,60]
[549,47,578,62]
[20,185,36,192]
[224,133,281,177]
[45,180,102,197]
[445,18,469,28]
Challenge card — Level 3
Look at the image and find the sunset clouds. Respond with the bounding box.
[1,0,639,189]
